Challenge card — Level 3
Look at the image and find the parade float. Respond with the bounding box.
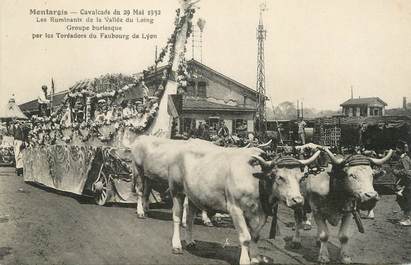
[23,0,198,205]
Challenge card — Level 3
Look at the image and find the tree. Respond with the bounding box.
[273,101,297,120]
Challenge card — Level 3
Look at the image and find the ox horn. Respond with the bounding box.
[252,155,274,169]
[243,143,251,148]
[258,139,272,148]
[298,150,321,165]
[322,147,344,165]
[369,149,393,166]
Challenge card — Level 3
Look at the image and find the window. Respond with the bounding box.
[207,118,220,134]
[197,81,207,98]
[374,109,379,116]
[186,81,196,97]
[233,119,247,133]
[181,118,196,134]
[360,106,367,117]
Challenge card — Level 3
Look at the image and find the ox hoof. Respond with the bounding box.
[340,255,352,264]
[250,257,260,265]
[172,248,183,255]
[185,241,197,250]
[290,241,302,249]
[181,223,187,228]
[204,221,214,227]
[303,223,312,230]
[254,255,273,264]
[136,213,146,219]
[318,255,330,264]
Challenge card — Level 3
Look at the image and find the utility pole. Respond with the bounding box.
[256,2,267,133]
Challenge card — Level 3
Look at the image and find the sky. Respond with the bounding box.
[1,0,411,110]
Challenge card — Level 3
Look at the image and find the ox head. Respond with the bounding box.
[322,147,393,210]
[252,151,321,209]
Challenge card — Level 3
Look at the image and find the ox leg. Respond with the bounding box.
[142,178,152,212]
[291,208,303,249]
[202,211,213,227]
[247,214,268,264]
[182,196,188,228]
[185,199,198,249]
[228,204,251,265]
[338,213,353,264]
[171,192,185,254]
[134,164,145,219]
[314,212,330,264]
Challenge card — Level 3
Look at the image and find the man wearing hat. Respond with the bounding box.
[38,85,50,116]
[94,99,107,123]
[393,140,411,226]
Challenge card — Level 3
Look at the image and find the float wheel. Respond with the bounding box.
[94,171,112,206]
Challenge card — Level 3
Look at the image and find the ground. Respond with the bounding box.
[0,167,410,265]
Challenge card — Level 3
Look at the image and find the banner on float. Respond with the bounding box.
[23,145,98,195]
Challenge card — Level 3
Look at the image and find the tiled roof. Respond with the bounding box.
[188,59,263,98]
[183,98,256,112]
[340,97,387,107]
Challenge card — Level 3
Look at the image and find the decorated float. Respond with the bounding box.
[23,0,199,205]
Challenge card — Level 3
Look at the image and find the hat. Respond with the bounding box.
[98,99,106,104]
[42,85,48,90]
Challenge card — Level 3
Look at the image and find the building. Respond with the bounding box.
[178,60,259,135]
[19,59,260,134]
[340,97,387,117]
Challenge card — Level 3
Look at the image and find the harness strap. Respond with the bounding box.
[259,179,273,216]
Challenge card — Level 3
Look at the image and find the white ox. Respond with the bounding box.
[292,146,393,264]
[127,136,321,264]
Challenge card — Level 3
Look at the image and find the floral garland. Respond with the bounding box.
[28,6,195,147]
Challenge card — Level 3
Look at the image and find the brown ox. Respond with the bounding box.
[292,146,393,264]
[127,136,321,264]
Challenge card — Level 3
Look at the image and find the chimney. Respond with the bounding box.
[404,97,407,110]
[351,85,353,99]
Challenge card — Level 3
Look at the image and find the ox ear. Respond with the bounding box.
[252,172,266,179]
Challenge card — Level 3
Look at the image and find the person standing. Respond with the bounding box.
[37,85,50,117]
[217,121,229,138]
[393,141,411,226]
[11,120,24,176]
[298,119,307,145]
[358,122,367,147]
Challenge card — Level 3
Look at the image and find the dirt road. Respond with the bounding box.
[0,167,410,265]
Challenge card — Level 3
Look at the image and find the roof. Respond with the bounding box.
[340,97,387,107]
[0,97,28,119]
[19,61,263,113]
[341,115,411,125]
[19,90,68,113]
[188,59,266,99]
[183,98,256,112]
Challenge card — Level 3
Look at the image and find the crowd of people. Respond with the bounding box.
[180,120,263,148]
